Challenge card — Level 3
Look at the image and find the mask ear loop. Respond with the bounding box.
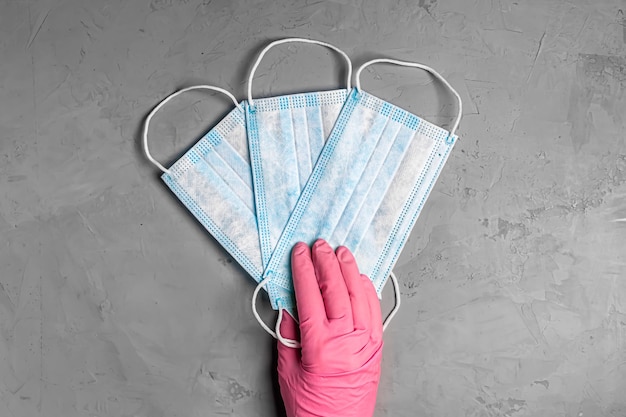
[142,85,243,174]
[382,272,401,331]
[247,37,353,107]
[251,277,301,348]
[275,308,301,348]
[354,58,463,137]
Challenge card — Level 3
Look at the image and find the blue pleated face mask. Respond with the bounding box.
[244,39,355,329]
[143,86,265,280]
[254,59,463,347]
[245,38,352,270]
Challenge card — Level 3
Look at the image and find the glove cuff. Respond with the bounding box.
[283,344,383,417]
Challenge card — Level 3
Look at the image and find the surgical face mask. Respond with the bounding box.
[245,38,352,274]
[254,59,462,347]
[143,86,265,281]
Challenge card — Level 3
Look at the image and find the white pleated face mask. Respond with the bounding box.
[254,59,463,347]
[245,38,352,279]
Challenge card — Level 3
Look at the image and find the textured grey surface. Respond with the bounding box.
[1,0,626,416]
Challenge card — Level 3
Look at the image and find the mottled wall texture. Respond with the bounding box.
[1,0,625,416]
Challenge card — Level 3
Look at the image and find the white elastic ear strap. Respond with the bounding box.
[142,85,242,174]
[355,58,463,137]
[383,272,401,332]
[251,276,301,348]
[247,37,353,106]
[252,272,401,348]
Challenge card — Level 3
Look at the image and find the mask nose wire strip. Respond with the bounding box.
[354,58,463,137]
[382,272,401,331]
[247,37,353,106]
[142,85,243,174]
[252,271,401,348]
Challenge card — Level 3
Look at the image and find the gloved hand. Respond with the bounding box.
[277,239,383,417]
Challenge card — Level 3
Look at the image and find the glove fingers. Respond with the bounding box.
[291,242,325,327]
[312,240,353,328]
[362,274,383,343]
[336,246,368,331]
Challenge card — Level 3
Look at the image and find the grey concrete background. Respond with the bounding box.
[1,0,625,416]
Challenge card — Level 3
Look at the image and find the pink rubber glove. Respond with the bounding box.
[277,239,383,417]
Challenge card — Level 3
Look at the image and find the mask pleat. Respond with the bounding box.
[264,93,361,285]
[198,134,254,211]
[354,127,438,284]
[330,104,407,246]
[249,101,298,264]
[166,154,263,279]
[342,118,416,273]
[370,133,451,288]
[320,102,343,141]
[247,90,348,277]
[291,105,312,191]
[305,94,324,168]
[270,101,300,249]
[314,105,389,241]
[215,110,249,162]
